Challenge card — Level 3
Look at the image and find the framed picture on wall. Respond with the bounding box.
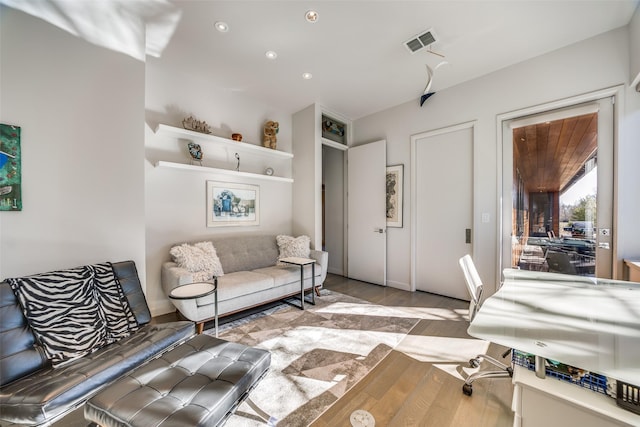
[0,124,22,211]
[207,181,260,227]
[386,164,403,228]
[321,114,346,145]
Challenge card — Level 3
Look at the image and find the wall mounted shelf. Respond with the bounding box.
[154,124,293,182]
[155,161,293,183]
[155,124,293,159]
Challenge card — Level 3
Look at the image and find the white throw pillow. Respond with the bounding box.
[170,241,224,282]
[276,235,311,264]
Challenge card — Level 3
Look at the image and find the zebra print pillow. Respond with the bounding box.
[8,266,108,366]
[90,263,138,343]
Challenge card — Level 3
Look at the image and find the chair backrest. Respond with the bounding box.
[459,254,484,322]
[545,250,577,274]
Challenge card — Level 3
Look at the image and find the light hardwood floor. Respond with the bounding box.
[54,273,514,427]
[312,274,514,427]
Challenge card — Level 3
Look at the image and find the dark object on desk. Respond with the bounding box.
[617,380,640,415]
[458,254,513,396]
[513,351,608,395]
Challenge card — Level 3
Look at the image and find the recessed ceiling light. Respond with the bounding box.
[305,10,318,23]
[214,21,229,32]
[302,72,313,80]
[265,50,277,60]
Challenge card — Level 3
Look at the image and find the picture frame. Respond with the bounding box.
[386,164,403,228]
[207,181,259,227]
[0,124,22,211]
[321,114,347,145]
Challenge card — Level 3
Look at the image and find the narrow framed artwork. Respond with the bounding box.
[321,114,346,145]
[0,124,22,211]
[386,164,403,228]
[207,181,259,227]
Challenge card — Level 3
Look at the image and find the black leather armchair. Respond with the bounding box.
[0,261,195,426]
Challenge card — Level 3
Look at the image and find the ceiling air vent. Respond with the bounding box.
[404,29,436,54]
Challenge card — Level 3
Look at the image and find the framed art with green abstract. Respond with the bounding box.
[0,124,22,211]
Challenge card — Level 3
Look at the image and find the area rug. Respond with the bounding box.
[206,290,420,426]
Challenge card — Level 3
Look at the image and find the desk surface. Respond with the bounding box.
[468,269,640,385]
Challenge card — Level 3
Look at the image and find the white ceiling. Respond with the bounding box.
[157,0,638,120]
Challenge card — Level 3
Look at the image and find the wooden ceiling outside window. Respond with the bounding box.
[513,112,598,195]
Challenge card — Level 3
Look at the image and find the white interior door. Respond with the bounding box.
[414,125,473,300]
[347,140,386,285]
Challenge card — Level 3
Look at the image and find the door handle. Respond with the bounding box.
[374,228,385,234]
[465,228,471,244]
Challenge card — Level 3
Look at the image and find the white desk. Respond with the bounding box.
[468,268,640,386]
[468,269,640,426]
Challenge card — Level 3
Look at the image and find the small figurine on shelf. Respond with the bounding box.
[187,142,203,166]
[262,120,279,149]
[182,115,212,134]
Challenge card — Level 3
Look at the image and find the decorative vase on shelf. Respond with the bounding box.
[187,142,203,166]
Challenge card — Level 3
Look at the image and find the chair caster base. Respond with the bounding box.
[462,383,473,396]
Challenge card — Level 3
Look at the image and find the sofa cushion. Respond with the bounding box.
[215,271,274,302]
[213,235,280,274]
[276,235,311,264]
[0,321,194,426]
[7,266,108,367]
[111,261,152,326]
[170,241,224,281]
[254,265,321,287]
[0,281,46,387]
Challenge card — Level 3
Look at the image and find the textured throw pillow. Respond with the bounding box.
[90,263,139,343]
[8,266,108,367]
[170,241,224,282]
[276,235,311,264]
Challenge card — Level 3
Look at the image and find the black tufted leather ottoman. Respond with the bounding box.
[84,334,270,427]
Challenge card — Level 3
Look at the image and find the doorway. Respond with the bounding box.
[501,97,614,279]
[412,123,474,300]
[347,140,387,286]
[322,144,346,276]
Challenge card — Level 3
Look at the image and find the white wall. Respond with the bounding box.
[630,5,640,87]
[145,58,294,315]
[0,6,146,281]
[292,104,322,248]
[354,26,640,294]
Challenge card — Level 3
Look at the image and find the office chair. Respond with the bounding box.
[545,250,577,275]
[458,254,513,396]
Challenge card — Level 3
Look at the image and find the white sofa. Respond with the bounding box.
[161,235,328,330]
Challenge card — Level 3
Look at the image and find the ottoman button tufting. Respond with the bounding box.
[85,335,271,427]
